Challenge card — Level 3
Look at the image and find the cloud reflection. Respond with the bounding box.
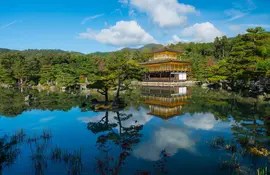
[77,107,153,129]
[39,116,55,123]
[133,124,196,161]
[183,113,218,130]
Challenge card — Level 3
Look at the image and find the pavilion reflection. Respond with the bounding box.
[141,86,191,120]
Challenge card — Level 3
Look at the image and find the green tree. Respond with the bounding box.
[105,51,144,103]
[214,36,232,59]
[54,64,77,88]
[0,65,15,85]
[39,65,56,85]
[209,27,270,88]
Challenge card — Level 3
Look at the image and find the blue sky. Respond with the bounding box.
[0,0,269,53]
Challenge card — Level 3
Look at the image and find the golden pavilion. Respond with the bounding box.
[140,47,192,85]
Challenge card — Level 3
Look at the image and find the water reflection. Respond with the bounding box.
[88,111,143,175]
[134,123,196,161]
[183,113,219,130]
[0,87,270,174]
[141,86,191,120]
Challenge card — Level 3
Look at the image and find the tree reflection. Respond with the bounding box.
[0,87,93,117]
[179,87,270,147]
[88,111,118,134]
[0,130,25,172]
[88,111,143,175]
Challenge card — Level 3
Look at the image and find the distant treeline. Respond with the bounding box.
[0,48,147,88]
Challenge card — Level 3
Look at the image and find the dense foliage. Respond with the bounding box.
[168,27,270,90]
[0,49,145,90]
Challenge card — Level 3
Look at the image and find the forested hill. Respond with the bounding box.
[0,48,18,53]
[0,43,163,56]
[121,43,163,52]
[0,48,82,56]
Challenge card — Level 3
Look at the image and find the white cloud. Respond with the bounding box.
[1,20,22,29]
[167,35,189,44]
[181,22,223,43]
[183,113,217,130]
[225,9,247,22]
[78,20,157,47]
[224,0,256,22]
[133,124,196,161]
[81,14,104,24]
[130,0,197,28]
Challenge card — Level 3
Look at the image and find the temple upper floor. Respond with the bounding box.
[151,47,184,61]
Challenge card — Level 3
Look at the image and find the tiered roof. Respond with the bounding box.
[152,47,184,53]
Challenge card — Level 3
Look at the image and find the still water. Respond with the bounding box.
[0,87,270,175]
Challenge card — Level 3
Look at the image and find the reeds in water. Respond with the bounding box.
[219,153,241,170]
[50,147,83,175]
[10,129,26,144]
[67,149,83,175]
[51,146,62,161]
[4,148,20,168]
[27,135,39,144]
[30,144,48,175]
[40,129,52,140]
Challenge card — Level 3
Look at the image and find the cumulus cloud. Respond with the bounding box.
[182,113,218,130]
[130,0,197,28]
[133,124,196,161]
[78,20,157,47]
[181,22,223,43]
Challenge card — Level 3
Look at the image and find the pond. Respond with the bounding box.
[0,87,270,175]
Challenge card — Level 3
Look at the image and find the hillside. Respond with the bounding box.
[0,43,164,56]
[0,48,82,55]
[0,48,18,53]
[121,43,163,52]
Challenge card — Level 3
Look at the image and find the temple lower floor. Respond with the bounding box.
[143,72,190,82]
